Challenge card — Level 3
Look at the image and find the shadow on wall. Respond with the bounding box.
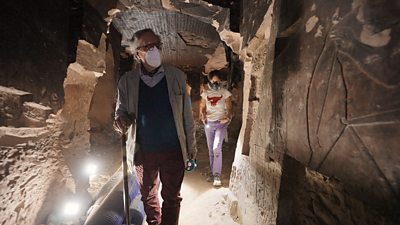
[0,0,72,112]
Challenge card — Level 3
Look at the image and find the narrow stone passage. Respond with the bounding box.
[179,122,239,224]
[1,0,399,224]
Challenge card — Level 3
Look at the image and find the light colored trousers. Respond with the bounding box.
[204,121,228,176]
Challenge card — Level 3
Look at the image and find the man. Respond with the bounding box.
[114,28,197,225]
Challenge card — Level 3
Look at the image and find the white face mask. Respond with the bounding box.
[144,47,162,68]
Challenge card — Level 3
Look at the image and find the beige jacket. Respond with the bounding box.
[115,65,197,171]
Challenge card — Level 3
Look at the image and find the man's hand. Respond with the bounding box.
[114,116,131,134]
[186,154,197,171]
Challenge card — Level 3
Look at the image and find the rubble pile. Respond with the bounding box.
[0,117,75,225]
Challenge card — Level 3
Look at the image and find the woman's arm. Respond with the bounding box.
[220,96,232,124]
[199,98,207,123]
[225,96,232,120]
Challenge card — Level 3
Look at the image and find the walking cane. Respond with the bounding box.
[121,131,131,225]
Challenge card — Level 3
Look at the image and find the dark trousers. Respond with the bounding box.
[135,150,185,225]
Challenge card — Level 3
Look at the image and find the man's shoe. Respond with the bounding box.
[213,175,222,187]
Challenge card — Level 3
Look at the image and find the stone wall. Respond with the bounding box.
[276,155,394,225]
[274,0,400,215]
[60,34,120,195]
[231,0,399,223]
[230,0,281,224]
[0,0,70,111]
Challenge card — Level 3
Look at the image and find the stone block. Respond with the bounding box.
[0,127,50,146]
[76,36,106,73]
[0,86,33,124]
[22,102,52,121]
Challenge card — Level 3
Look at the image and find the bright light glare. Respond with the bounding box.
[85,163,98,175]
[205,124,210,128]
[63,201,81,216]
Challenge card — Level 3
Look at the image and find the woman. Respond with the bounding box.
[200,70,232,187]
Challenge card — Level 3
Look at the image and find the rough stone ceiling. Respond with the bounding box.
[115,0,230,29]
[111,0,231,69]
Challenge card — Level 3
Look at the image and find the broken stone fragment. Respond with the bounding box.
[6,149,19,158]
[0,126,50,146]
[37,155,46,162]
[0,163,10,177]
[45,118,56,125]
[15,143,27,147]
[5,113,13,119]
[8,179,17,188]
[76,36,107,73]
[27,141,35,147]
[22,102,52,121]
[0,86,33,124]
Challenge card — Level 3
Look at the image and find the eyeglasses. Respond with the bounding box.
[136,42,163,52]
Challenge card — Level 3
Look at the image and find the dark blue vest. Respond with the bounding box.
[136,76,181,152]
